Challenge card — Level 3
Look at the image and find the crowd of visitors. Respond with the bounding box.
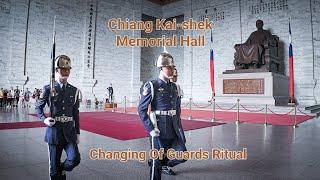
[0,86,42,108]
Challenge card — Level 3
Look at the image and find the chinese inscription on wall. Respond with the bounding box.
[86,1,97,69]
[223,79,264,94]
[199,7,225,22]
[249,0,288,15]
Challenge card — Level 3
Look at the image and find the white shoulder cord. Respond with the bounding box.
[148,82,154,101]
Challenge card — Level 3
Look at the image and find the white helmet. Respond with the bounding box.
[156,52,175,68]
[55,55,71,69]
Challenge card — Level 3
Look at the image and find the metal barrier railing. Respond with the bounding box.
[184,98,314,127]
[86,96,316,127]
[215,103,237,111]
[240,104,265,112]
[267,108,294,116]
[236,99,240,124]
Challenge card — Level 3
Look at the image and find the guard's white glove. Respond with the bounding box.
[149,128,160,137]
[76,134,80,144]
[44,117,55,127]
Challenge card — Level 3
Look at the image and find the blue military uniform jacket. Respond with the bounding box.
[35,82,80,145]
[138,77,186,143]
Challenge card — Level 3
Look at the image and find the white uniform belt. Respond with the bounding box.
[55,116,73,123]
[154,110,176,116]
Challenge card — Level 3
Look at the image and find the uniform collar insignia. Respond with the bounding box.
[158,87,164,93]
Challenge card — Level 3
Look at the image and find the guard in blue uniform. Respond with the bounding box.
[35,55,81,180]
[107,83,114,103]
[138,52,187,180]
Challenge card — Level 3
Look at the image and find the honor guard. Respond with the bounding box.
[138,52,187,180]
[35,55,81,180]
[107,83,114,103]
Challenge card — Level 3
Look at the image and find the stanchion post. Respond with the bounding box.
[293,105,298,128]
[124,96,127,113]
[264,104,268,126]
[188,98,192,120]
[211,98,215,122]
[235,99,240,125]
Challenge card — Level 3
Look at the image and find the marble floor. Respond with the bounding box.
[0,106,319,180]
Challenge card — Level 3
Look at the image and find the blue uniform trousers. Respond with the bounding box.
[48,136,80,180]
[149,136,187,180]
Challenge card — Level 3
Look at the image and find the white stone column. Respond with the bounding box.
[130,0,143,103]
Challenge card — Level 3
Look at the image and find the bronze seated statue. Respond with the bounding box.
[234,20,281,73]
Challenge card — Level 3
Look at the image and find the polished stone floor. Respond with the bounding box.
[0,105,319,180]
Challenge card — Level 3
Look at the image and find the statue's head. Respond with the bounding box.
[256,20,264,29]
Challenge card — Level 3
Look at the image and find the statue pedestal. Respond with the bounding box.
[215,72,289,105]
[104,103,117,109]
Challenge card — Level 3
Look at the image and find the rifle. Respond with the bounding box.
[50,16,56,118]
[92,79,98,99]
[22,76,29,93]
